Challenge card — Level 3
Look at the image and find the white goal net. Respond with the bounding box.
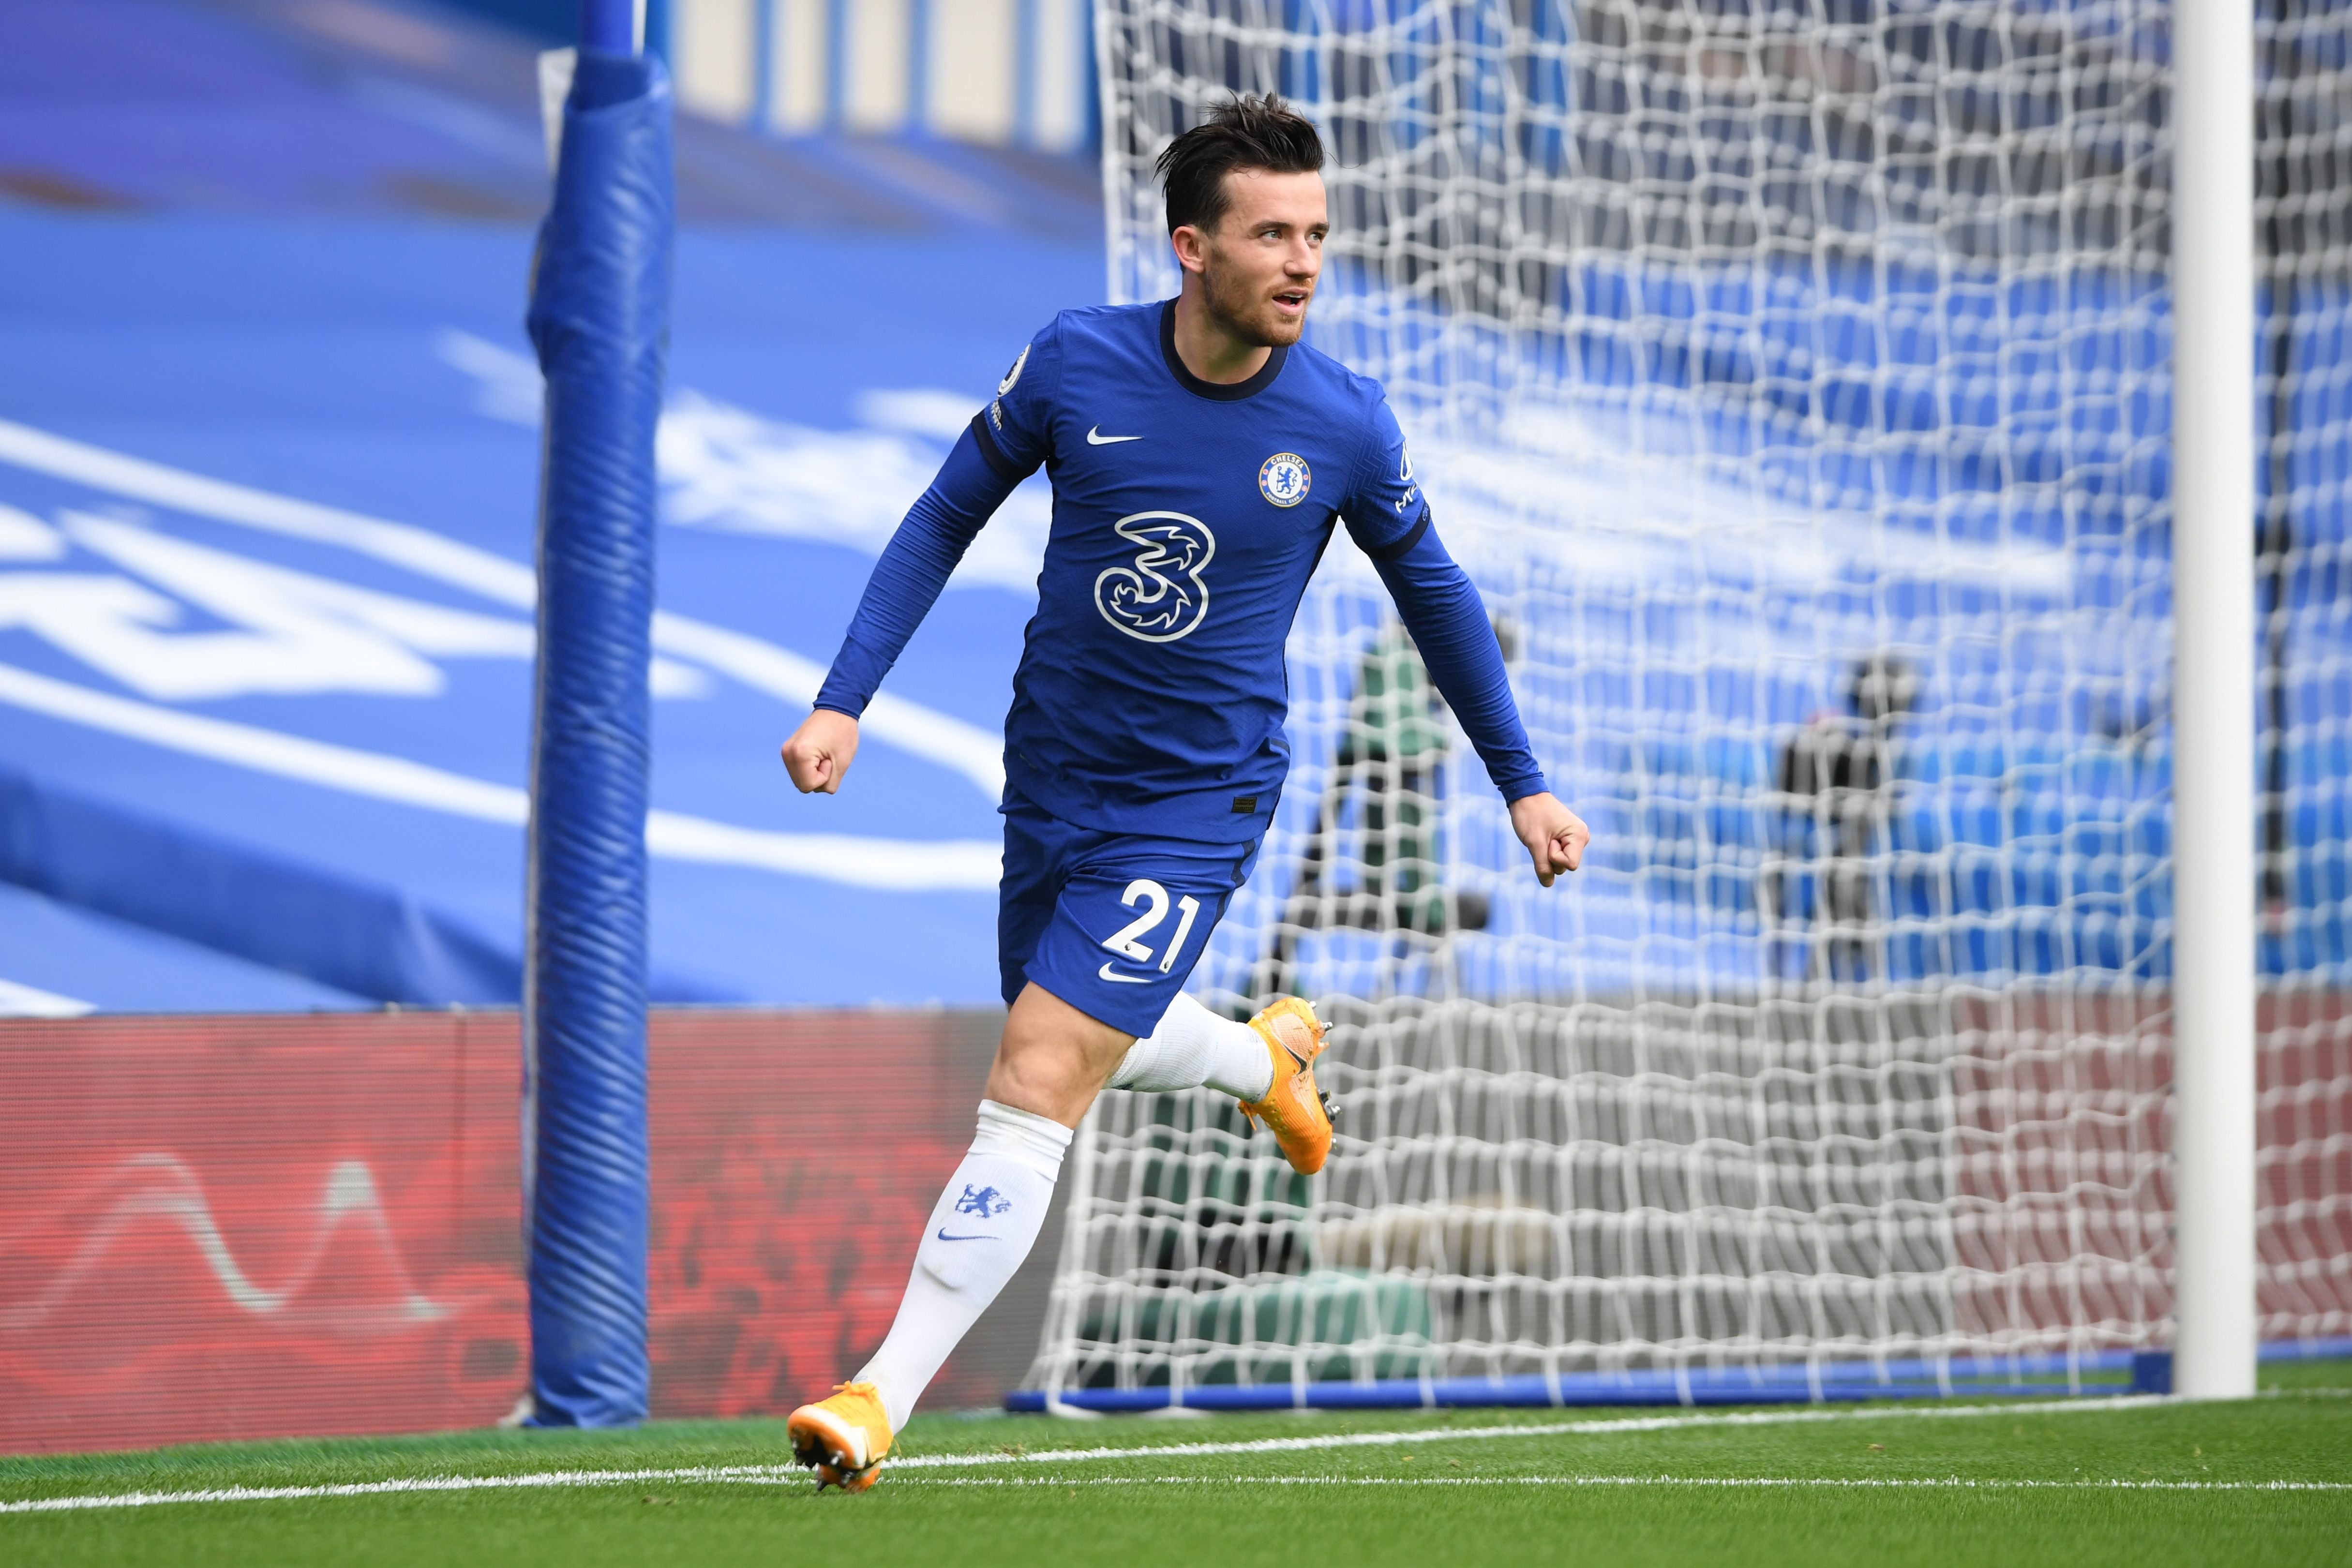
[1025,0,2352,1407]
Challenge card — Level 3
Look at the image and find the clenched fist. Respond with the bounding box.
[1508,791,1590,888]
[781,708,861,795]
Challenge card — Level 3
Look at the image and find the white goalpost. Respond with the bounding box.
[1021,0,2339,1411]
[2169,0,2257,1403]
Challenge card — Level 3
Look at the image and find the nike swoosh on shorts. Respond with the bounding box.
[1097,961,1152,984]
[1087,426,1142,445]
[936,1230,993,1241]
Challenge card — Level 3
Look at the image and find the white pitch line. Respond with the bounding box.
[886,1395,2172,1471]
[908,1476,2352,1492]
[0,1466,805,1516]
[0,1396,2197,1516]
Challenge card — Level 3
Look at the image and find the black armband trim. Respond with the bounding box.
[969,411,1022,482]
[1367,503,1433,562]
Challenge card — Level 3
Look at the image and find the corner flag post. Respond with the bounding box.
[2170,0,2260,1401]
[519,0,675,1426]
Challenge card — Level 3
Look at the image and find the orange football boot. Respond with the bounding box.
[787,1381,893,1493]
[1236,996,1337,1174]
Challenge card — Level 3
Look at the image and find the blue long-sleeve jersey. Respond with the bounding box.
[815,299,1548,844]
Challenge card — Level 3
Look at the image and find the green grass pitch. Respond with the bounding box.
[4,1362,2348,1567]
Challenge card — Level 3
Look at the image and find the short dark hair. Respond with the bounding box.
[1156,94,1325,235]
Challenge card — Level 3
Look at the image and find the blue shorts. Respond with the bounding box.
[999,791,1261,1038]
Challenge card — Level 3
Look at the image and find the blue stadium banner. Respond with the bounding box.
[520,43,674,1428]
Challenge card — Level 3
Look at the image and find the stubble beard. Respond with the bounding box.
[1202,254,1308,349]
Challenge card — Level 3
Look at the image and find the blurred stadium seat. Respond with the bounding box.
[0,0,1097,1012]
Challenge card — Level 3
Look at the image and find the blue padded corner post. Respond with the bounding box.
[579,0,634,53]
[520,26,674,1428]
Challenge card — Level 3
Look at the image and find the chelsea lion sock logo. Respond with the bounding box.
[955,1184,1013,1218]
[937,1183,1015,1242]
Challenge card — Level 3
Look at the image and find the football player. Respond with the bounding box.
[779,94,1588,1490]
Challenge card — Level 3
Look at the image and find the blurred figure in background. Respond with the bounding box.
[1257,618,1512,1000]
[1767,654,1919,987]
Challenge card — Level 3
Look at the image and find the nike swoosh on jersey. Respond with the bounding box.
[1087,426,1143,445]
[1097,961,1153,984]
[936,1229,994,1241]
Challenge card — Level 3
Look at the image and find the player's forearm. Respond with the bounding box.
[813,426,1018,717]
[1370,529,1548,802]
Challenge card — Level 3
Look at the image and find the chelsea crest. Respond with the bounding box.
[1258,452,1311,508]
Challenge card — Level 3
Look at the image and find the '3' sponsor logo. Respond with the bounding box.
[1094,511,1214,642]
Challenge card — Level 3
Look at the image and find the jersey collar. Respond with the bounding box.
[1159,299,1288,402]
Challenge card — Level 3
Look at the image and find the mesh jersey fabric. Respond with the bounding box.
[815,299,1546,844]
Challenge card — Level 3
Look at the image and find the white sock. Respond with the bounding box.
[1108,993,1273,1100]
[854,1100,1071,1431]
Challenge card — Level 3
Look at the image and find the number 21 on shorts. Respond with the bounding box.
[1101,879,1201,974]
